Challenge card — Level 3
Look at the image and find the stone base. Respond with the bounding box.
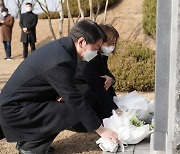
[150,133,166,154]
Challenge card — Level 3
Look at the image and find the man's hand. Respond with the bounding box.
[115,108,123,115]
[96,125,119,144]
[23,27,28,33]
[100,75,114,91]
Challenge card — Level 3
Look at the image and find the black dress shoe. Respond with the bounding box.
[16,143,55,153]
[16,142,25,150]
[48,146,55,153]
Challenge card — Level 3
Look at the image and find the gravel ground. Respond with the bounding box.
[0,131,101,154]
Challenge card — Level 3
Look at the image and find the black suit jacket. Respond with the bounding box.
[0,36,100,142]
[19,11,38,43]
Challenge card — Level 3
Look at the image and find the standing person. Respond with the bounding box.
[19,2,38,59]
[0,7,14,60]
[0,20,119,154]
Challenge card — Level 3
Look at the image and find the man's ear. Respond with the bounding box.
[77,37,86,49]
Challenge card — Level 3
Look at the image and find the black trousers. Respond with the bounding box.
[0,125,5,140]
[23,42,36,59]
[19,133,58,154]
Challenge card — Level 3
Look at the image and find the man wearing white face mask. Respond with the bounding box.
[82,49,98,62]
[19,2,38,59]
[0,8,14,60]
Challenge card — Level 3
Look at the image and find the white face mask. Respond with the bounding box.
[101,45,115,56]
[82,49,98,62]
[26,7,32,12]
[2,12,7,17]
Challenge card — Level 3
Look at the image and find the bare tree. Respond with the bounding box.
[77,0,84,20]
[103,0,109,23]
[59,0,64,37]
[36,0,57,40]
[89,0,94,21]
[89,0,100,22]
[66,0,74,33]
[94,0,100,22]
[13,0,36,18]
[13,0,25,18]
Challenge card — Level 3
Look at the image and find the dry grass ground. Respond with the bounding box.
[0,0,155,153]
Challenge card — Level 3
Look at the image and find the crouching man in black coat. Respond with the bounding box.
[0,20,119,154]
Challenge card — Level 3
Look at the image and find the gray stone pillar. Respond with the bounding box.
[154,0,180,153]
[154,0,171,150]
[167,0,179,153]
[175,0,180,151]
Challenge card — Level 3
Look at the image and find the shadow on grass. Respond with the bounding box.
[12,54,22,59]
[108,0,123,10]
[36,36,53,49]
[53,132,101,154]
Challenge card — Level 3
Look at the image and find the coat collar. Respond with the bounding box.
[59,36,78,67]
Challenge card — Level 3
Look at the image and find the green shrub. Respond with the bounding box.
[143,0,157,38]
[108,40,155,92]
[38,11,60,19]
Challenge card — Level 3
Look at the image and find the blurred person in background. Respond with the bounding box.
[19,2,38,59]
[0,7,14,60]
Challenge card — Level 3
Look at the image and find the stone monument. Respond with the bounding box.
[153,0,180,153]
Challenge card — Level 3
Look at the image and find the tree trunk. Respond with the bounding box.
[17,0,21,18]
[13,0,25,18]
[17,1,21,18]
[78,0,84,20]
[48,16,57,40]
[89,0,94,21]
[36,0,57,40]
[67,0,74,33]
[103,0,109,23]
[59,0,64,37]
[94,0,100,22]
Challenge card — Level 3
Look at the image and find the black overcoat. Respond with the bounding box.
[0,36,101,142]
[75,53,118,120]
[19,11,38,43]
